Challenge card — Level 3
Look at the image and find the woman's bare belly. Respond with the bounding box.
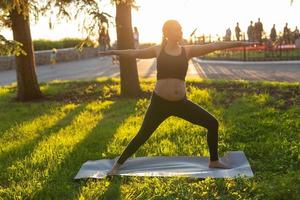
[154,78,186,101]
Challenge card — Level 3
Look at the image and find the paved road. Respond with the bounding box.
[191,59,300,82]
[1,56,300,86]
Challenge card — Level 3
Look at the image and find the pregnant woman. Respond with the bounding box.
[99,19,252,175]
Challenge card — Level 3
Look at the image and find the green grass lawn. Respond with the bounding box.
[0,78,299,199]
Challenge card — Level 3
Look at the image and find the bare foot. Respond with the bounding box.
[107,161,122,176]
[208,160,230,169]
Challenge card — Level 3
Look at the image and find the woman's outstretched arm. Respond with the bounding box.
[98,45,158,59]
[186,41,254,59]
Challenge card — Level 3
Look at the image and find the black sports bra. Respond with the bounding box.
[156,46,188,81]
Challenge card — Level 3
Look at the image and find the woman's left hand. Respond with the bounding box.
[239,41,260,46]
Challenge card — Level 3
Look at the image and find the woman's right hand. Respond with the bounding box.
[98,50,115,56]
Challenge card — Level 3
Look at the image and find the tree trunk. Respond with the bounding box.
[10,6,42,101]
[116,2,141,97]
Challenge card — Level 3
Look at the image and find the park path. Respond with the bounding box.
[190,59,300,82]
[0,56,300,86]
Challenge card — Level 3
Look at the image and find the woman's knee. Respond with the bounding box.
[133,126,153,143]
[208,117,219,130]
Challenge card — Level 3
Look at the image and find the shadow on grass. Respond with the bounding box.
[102,176,122,199]
[0,102,61,138]
[0,104,86,183]
[33,99,138,199]
[41,78,153,104]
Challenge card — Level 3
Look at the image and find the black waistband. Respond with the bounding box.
[152,91,187,103]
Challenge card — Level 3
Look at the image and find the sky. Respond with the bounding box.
[1,0,300,43]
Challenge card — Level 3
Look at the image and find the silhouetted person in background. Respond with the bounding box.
[235,22,241,41]
[133,26,140,49]
[225,28,231,41]
[99,25,110,51]
[254,18,263,43]
[106,29,111,49]
[247,21,254,42]
[270,24,277,43]
[293,26,300,42]
[50,48,57,68]
[283,23,291,44]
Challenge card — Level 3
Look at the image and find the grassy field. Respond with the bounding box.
[0,78,299,199]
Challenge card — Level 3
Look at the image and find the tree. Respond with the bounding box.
[79,0,141,97]
[1,0,141,99]
[11,1,43,101]
[62,0,141,97]
[1,1,42,101]
[55,0,141,97]
[114,0,141,97]
[0,0,109,101]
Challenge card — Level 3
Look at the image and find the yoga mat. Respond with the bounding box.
[74,151,253,179]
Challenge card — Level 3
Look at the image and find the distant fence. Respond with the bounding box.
[0,47,99,71]
[200,39,300,61]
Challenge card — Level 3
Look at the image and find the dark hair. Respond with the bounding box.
[161,19,181,48]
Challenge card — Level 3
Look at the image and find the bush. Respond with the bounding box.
[33,38,85,51]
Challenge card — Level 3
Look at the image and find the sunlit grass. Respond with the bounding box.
[0,78,299,199]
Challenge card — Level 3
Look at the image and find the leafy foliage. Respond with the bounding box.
[0,0,114,54]
[0,34,26,56]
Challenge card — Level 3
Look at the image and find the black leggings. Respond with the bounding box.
[117,91,219,164]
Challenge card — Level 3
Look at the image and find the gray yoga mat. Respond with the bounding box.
[74,151,253,179]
